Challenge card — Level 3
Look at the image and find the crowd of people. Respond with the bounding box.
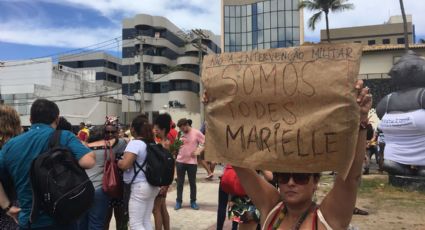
[0,50,424,230]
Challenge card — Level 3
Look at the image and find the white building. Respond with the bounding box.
[0,58,123,127]
[121,14,221,126]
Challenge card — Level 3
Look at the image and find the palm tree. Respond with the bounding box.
[299,0,354,43]
[399,0,409,50]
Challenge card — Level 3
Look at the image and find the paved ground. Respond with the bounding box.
[110,165,228,230]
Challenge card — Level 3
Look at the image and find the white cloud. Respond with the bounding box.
[1,0,425,48]
[0,20,120,48]
[303,0,425,41]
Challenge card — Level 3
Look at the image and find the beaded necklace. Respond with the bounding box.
[272,202,316,230]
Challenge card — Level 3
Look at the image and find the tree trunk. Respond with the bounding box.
[325,12,330,43]
[399,0,409,51]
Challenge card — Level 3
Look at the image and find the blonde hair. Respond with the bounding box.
[0,105,22,148]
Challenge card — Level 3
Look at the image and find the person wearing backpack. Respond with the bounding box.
[0,99,96,230]
[117,115,160,230]
[152,113,174,230]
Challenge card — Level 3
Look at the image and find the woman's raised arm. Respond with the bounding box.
[320,80,372,229]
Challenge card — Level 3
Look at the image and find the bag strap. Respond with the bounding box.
[48,130,62,148]
[420,88,425,108]
[385,93,393,114]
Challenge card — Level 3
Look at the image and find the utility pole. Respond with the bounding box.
[191,29,208,124]
[136,35,145,115]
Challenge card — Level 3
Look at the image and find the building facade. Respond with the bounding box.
[59,52,122,88]
[0,58,122,126]
[121,14,221,122]
[222,0,304,52]
[320,15,415,45]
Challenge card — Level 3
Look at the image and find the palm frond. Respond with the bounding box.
[299,0,321,11]
[308,11,323,30]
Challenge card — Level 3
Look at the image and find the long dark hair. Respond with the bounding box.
[131,115,154,143]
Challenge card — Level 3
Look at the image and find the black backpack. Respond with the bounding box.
[29,130,94,225]
[130,141,175,187]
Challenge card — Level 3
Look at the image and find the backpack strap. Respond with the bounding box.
[49,130,62,148]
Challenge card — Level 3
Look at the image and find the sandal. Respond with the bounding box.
[205,174,214,180]
[353,207,369,215]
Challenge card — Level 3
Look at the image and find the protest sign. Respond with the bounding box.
[202,43,363,178]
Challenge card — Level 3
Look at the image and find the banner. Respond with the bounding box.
[202,43,363,177]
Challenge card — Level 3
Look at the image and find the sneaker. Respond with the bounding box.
[174,202,182,210]
[190,202,199,210]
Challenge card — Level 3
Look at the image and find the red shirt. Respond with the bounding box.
[167,129,178,145]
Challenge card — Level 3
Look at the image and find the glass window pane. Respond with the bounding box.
[257,2,263,13]
[271,41,278,48]
[225,6,230,17]
[257,13,264,30]
[242,32,247,45]
[292,0,299,10]
[264,12,271,29]
[264,1,270,12]
[247,32,252,44]
[285,0,292,10]
[235,46,242,52]
[230,6,235,17]
[247,15,252,31]
[293,10,300,26]
[225,33,230,45]
[247,45,252,51]
[293,40,300,46]
[271,12,278,28]
[253,31,258,44]
[285,11,293,27]
[230,34,236,45]
[242,45,247,51]
[235,6,241,17]
[278,0,285,10]
[285,28,293,41]
[230,17,236,32]
[242,17,247,32]
[258,30,264,43]
[293,28,300,40]
[224,46,229,52]
[252,43,257,50]
[271,0,278,11]
[278,11,285,27]
[242,5,247,16]
[264,42,271,49]
[236,17,241,33]
[264,29,271,42]
[286,41,293,47]
[278,28,285,41]
[235,33,241,45]
[258,43,264,50]
[271,28,278,41]
[247,4,252,16]
[225,18,230,32]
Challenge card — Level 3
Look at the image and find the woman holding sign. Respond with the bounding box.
[203,80,372,230]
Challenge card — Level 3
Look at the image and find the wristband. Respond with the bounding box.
[2,202,12,213]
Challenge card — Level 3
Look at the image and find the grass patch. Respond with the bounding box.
[358,177,425,208]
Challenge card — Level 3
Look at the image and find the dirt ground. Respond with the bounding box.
[317,172,425,230]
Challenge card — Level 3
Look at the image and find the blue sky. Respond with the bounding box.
[0,0,424,61]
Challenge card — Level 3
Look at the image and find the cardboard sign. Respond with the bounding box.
[202,43,362,177]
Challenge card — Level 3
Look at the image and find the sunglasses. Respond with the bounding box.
[106,130,117,134]
[275,173,312,185]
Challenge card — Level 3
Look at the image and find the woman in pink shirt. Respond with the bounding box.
[174,118,205,211]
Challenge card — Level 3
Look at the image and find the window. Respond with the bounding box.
[264,1,270,12]
[271,0,278,11]
[257,2,263,13]
[264,12,271,29]
[224,6,230,16]
[368,40,376,45]
[397,38,405,44]
[382,38,390,44]
[271,12,278,28]
[354,41,362,43]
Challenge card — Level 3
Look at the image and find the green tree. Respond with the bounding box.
[299,0,354,43]
[399,0,409,50]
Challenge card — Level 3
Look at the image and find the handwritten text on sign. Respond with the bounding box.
[202,44,362,176]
